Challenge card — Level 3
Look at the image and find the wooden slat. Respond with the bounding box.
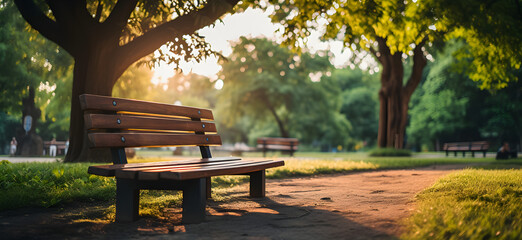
[85,114,216,132]
[88,133,221,148]
[160,160,285,180]
[257,137,299,146]
[257,144,298,150]
[444,141,489,151]
[117,159,268,180]
[79,94,214,120]
[88,157,241,176]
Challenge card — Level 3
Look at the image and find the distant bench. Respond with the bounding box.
[257,137,299,157]
[81,94,284,223]
[443,141,489,157]
[43,141,67,156]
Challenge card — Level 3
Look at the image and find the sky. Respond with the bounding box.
[151,8,354,86]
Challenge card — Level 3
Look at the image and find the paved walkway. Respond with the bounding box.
[0,156,62,163]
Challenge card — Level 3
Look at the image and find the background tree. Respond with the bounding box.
[0,1,73,153]
[330,69,380,149]
[267,0,522,149]
[14,0,241,162]
[217,37,351,147]
[408,41,522,151]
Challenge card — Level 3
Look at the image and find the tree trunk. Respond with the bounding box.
[264,100,289,138]
[65,42,121,162]
[14,0,241,162]
[375,38,427,149]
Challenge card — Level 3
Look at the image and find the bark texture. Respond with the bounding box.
[373,37,427,149]
[14,0,240,162]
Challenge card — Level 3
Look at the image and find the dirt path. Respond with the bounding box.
[0,165,472,239]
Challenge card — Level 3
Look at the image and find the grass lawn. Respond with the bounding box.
[402,169,522,239]
[1,153,520,234]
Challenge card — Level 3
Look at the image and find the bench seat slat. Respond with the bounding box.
[80,94,214,120]
[133,160,278,180]
[88,133,221,148]
[116,159,251,179]
[86,114,217,133]
[88,157,240,176]
[159,160,285,180]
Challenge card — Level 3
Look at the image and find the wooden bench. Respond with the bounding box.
[443,141,489,157]
[81,94,284,224]
[257,137,299,157]
[43,141,67,156]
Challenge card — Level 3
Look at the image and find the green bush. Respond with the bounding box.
[369,147,412,157]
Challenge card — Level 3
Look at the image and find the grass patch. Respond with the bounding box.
[0,161,115,211]
[369,147,412,157]
[402,169,522,239]
[1,155,519,222]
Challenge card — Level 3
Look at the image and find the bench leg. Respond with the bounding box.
[182,178,206,224]
[250,170,266,198]
[116,178,140,222]
[454,152,457,157]
[206,177,212,199]
[472,151,475,157]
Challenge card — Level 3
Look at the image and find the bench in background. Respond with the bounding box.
[443,141,489,157]
[43,141,67,156]
[257,137,299,157]
[81,94,284,224]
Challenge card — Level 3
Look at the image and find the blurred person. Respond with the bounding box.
[49,137,57,157]
[496,142,517,160]
[10,137,17,156]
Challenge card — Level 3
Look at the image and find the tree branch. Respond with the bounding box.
[116,0,240,76]
[403,38,427,98]
[14,0,71,52]
[94,0,103,22]
[105,0,138,31]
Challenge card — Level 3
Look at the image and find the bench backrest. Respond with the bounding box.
[443,141,489,151]
[80,94,221,163]
[257,137,299,150]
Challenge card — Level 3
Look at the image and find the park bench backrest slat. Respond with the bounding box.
[443,141,489,151]
[257,137,299,146]
[80,94,221,150]
[85,114,217,133]
[80,94,214,120]
[88,133,221,148]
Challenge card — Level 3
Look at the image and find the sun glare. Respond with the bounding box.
[151,7,359,84]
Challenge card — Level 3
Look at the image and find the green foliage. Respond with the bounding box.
[0,1,74,141]
[403,169,522,239]
[0,162,114,210]
[408,41,522,150]
[267,0,521,90]
[369,148,412,157]
[420,0,522,89]
[330,68,380,148]
[217,37,351,146]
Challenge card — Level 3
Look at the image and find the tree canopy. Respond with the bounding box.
[408,41,522,151]
[14,0,241,162]
[265,0,521,149]
[217,37,351,147]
